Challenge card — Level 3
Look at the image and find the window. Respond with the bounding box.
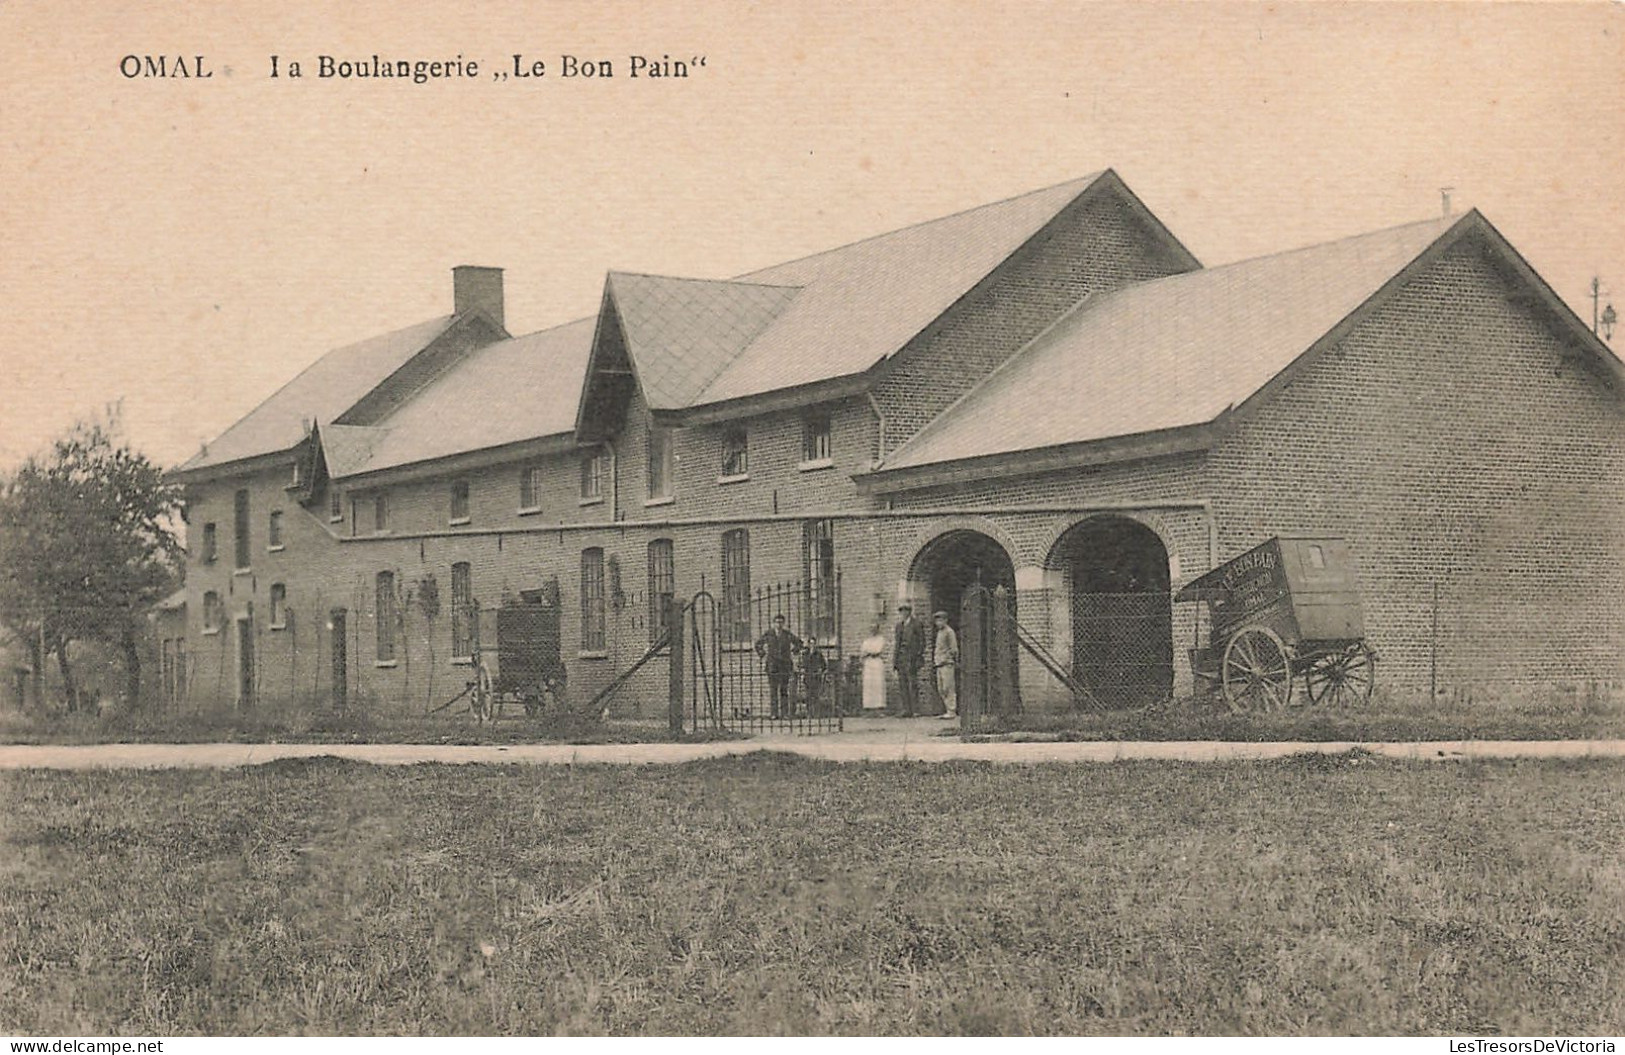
[350,496,360,537]
[720,427,748,478]
[647,539,675,645]
[329,488,343,522]
[202,591,221,633]
[580,548,606,653]
[647,426,674,501]
[449,480,470,523]
[269,583,287,628]
[721,529,751,644]
[375,571,396,663]
[290,460,304,488]
[201,522,217,564]
[373,493,389,533]
[233,489,251,569]
[580,449,605,501]
[804,519,837,639]
[519,465,543,512]
[450,562,473,659]
[803,411,832,464]
[268,511,284,551]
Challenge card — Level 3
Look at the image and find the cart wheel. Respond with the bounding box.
[1222,627,1294,713]
[473,663,494,724]
[1305,643,1376,708]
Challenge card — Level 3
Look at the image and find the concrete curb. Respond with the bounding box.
[1,738,1623,770]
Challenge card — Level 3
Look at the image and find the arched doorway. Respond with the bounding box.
[910,529,1017,620]
[908,530,1019,715]
[1050,517,1173,707]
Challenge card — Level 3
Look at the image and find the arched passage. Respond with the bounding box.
[1049,516,1173,707]
[909,529,1017,621]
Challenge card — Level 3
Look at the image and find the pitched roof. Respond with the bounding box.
[877,214,1466,473]
[606,273,802,409]
[691,172,1113,405]
[339,317,598,477]
[177,315,457,474]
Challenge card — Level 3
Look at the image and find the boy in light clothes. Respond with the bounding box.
[932,610,959,719]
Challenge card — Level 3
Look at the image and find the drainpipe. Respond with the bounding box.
[865,393,887,467]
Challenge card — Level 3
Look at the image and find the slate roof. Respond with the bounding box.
[878,214,1467,473]
[693,173,1110,405]
[177,315,456,473]
[607,274,801,410]
[340,317,598,476]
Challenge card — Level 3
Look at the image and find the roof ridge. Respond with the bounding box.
[175,313,455,471]
[607,270,804,291]
[732,172,1106,280]
[1188,213,1463,279]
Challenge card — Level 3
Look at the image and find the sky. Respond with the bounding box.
[2,0,1621,471]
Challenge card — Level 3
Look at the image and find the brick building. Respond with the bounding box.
[166,171,1624,718]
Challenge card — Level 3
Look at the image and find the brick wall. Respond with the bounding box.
[872,191,1195,454]
[1208,233,1625,697]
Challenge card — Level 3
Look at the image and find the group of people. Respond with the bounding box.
[752,601,962,721]
[752,616,830,719]
[891,602,958,720]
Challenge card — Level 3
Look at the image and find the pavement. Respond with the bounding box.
[2,719,1623,770]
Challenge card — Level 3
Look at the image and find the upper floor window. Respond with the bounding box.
[375,571,396,662]
[450,562,473,659]
[720,427,749,479]
[449,480,470,524]
[580,548,606,654]
[647,539,675,645]
[290,460,304,489]
[269,583,287,628]
[373,493,389,533]
[721,528,751,644]
[201,522,218,564]
[803,410,832,465]
[328,488,343,523]
[268,510,284,551]
[580,449,605,502]
[233,489,251,569]
[647,426,674,502]
[519,465,543,513]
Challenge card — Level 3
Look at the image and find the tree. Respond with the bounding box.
[0,412,183,711]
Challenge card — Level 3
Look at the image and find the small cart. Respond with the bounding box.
[1175,536,1377,712]
[469,597,567,722]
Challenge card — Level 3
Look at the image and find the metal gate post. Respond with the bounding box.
[667,596,685,736]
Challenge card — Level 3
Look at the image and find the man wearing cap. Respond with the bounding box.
[755,614,803,719]
[892,602,925,717]
[932,610,959,720]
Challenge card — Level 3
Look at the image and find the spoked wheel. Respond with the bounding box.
[1222,627,1294,713]
[1304,642,1376,708]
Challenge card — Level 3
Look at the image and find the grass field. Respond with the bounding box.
[4,686,1623,746]
[2,755,1622,1035]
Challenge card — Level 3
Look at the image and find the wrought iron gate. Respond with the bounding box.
[1070,591,1174,708]
[687,574,844,734]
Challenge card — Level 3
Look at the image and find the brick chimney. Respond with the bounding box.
[452,265,504,328]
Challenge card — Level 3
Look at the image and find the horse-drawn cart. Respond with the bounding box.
[1175,535,1376,712]
[469,596,567,721]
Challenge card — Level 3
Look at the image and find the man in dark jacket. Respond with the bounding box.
[892,602,925,717]
[755,615,803,719]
